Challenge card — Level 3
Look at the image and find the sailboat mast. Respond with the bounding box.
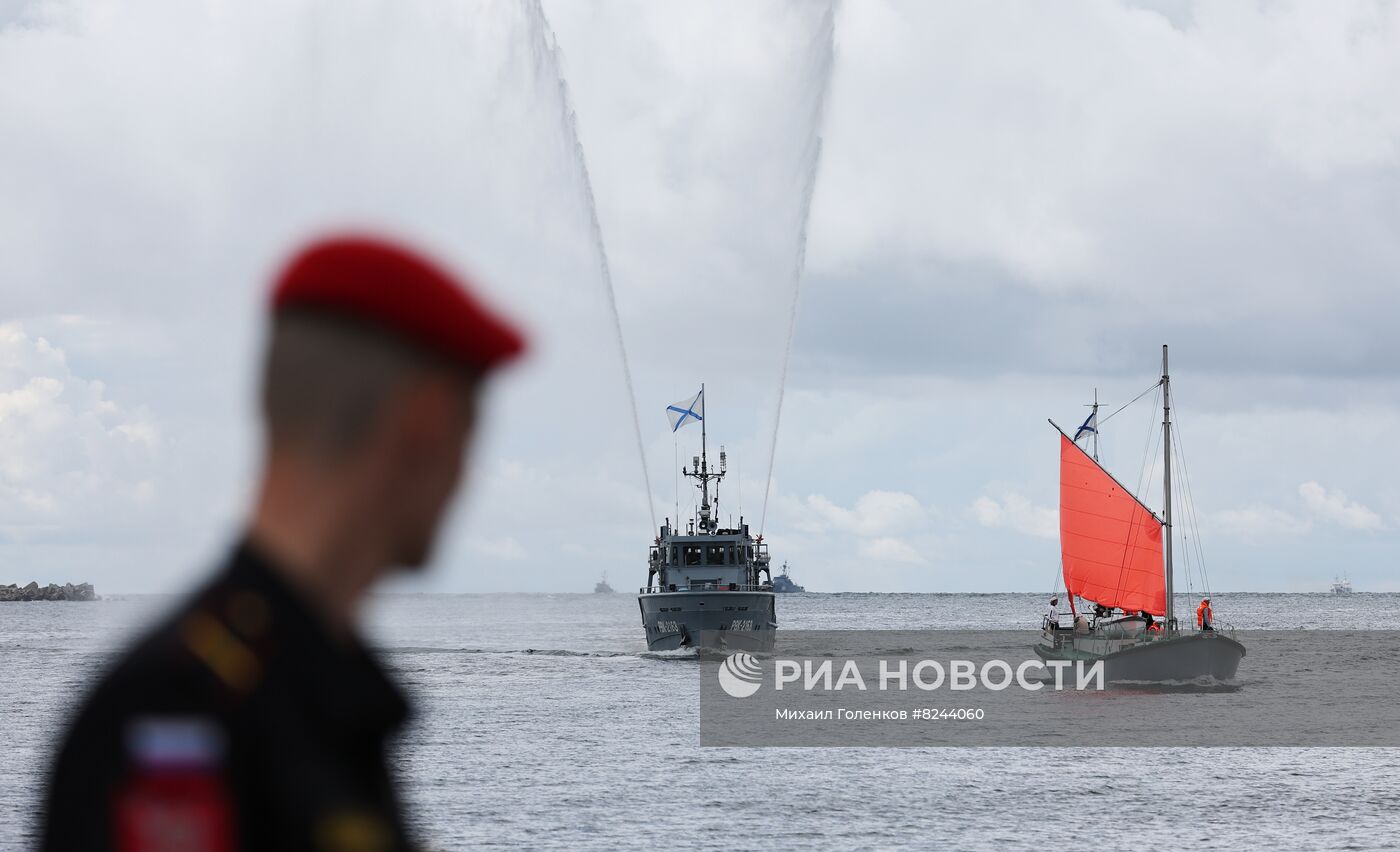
[1092,387,1100,462]
[1161,345,1174,630]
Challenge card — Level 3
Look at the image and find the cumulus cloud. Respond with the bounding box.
[1214,506,1308,538]
[1213,481,1384,539]
[1298,481,1384,531]
[798,489,929,536]
[466,536,528,562]
[766,488,936,577]
[0,322,160,541]
[971,493,1058,540]
[858,536,925,565]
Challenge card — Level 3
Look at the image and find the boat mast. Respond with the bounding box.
[700,382,707,494]
[1161,345,1174,631]
[1091,387,1100,462]
[700,382,711,527]
[682,383,724,535]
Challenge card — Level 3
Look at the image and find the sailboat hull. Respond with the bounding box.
[1036,631,1245,682]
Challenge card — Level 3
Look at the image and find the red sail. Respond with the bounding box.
[1059,434,1165,616]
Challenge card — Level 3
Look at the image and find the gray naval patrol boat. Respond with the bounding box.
[771,562,806,593]
[639,388,777,651]
[1037,346,1245,682]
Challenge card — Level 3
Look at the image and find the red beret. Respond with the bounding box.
[271,234,525,371]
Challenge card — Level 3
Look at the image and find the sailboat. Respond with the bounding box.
[1036,345,1245,681]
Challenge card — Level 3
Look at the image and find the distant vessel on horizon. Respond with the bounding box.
[771,561,806,593]
[1037,346,1246,682]
[594,572,615,594]
[1331,575,1353,595]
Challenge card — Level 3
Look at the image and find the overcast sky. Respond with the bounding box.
[2,0,1398,594]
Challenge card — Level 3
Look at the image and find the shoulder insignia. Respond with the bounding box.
[181,610,263,694]
[316,808,393,852]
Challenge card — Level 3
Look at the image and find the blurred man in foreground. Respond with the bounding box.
[43,235,524,851]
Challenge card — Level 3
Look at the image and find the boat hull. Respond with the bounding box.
[1036,631,1245,682]
[639,591,776,652]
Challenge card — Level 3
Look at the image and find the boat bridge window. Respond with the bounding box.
[704,545,725,564]
[683,546,702,566]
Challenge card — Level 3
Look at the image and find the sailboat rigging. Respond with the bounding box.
[1038,346,1246,682]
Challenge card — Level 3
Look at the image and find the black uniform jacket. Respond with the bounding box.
[42,542,413,852]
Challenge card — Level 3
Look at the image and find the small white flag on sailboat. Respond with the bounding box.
[1073,410,1098,446]
[666,389,704,432]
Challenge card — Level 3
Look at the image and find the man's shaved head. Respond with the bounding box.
[252,235,521,574]
[261,312,459,458]
[258,311,482,569]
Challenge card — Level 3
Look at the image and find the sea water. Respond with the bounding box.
[3,592,1399,849]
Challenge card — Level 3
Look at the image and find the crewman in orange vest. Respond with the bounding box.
[1140,610,1160,632]
[1196,597,1214,631]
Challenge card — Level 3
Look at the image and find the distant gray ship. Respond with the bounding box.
[594,572,615,594]
[771,562,805,593]
[639,387,776,651]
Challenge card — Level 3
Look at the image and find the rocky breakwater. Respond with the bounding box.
[0,581,97,601]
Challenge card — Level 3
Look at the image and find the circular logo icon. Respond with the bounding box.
[717,652,763,699]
